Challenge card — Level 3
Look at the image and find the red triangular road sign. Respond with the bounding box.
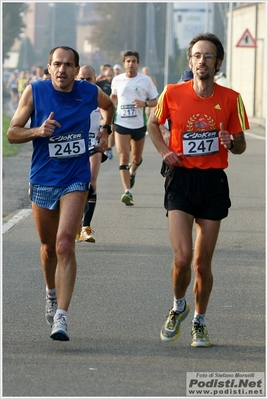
[236,29,257,48]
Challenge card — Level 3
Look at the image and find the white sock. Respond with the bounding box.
[173,296,186,313]
[46,287,56,298]
[130,168,136,176]
[54,309,67,322]
[193,311,206,326]
[125,189,132,194]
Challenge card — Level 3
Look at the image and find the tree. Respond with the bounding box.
[2,3,28,61]
[17,36,36,70]
[40,3,77,66]
[90,3,166,67]
[90,3,134,64]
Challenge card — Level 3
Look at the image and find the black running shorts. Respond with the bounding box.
[164,167,231,220]
[114,124,146,141]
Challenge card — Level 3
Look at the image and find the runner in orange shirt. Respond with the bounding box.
[148,32,249,347]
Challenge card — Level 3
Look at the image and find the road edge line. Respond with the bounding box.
[2,209,32,234]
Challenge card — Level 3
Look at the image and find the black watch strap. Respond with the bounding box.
[229,139,235,151]
[101,124,112,135]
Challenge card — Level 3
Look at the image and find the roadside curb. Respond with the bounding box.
[2,209,32,234]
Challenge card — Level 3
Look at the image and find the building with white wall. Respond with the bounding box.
[173,2,213,50]
[226,2,266,124]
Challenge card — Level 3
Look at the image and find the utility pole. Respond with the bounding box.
[164,3,173,86]
[227,2,233,85]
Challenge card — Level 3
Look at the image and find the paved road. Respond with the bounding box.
[2,123,265,397]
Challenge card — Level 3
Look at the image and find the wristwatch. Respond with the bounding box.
[101,124,112,135]
[145,100,149,107]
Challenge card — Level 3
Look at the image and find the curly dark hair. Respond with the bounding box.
[187,32,225,60]
[187,33,224,74]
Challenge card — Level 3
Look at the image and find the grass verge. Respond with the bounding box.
[2,111,21,156]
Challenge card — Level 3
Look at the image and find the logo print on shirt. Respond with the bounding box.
[187,114,216,131]
[133,86,140,93]
[214,104,221,110]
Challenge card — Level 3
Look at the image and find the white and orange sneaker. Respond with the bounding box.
[80,226,96,243]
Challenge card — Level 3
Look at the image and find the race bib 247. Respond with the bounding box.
[183,130,219,156]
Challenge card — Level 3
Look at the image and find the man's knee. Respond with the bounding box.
[173,255,192,272]
[56,236,74,258]
[194,262,212,279]
[132,157,143,167]
[41,242,57,259]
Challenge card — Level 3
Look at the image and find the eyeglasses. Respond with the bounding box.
[191,53,216,61]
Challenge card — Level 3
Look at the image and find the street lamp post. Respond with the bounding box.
[49,3,56,49]
[164,3,173,87]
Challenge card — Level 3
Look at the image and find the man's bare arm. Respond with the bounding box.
[147,113,182,166]
[219,122,246,154]
[231,132,246,154]
[7,85,61,144]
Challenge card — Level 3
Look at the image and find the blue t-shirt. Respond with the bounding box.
[29,79,98,186]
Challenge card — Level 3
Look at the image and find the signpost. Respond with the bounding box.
[236,28,257,48]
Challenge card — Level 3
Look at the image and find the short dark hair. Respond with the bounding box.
[48,46,80,67]
[122,50,140,64]
[187,32,225,61]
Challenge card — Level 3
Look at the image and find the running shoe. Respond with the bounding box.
[191,323,211,347]
[121,192,134,206]
[130,173,136,188]
[80,226,95,243]
[105,148,113,160]
[75,220,83,242]
[45,295,57,326]
[128,162,136,188]
[160,303,190,342]
[50,314,69,341]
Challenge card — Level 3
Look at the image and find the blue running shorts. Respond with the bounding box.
[29,182,89,210]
